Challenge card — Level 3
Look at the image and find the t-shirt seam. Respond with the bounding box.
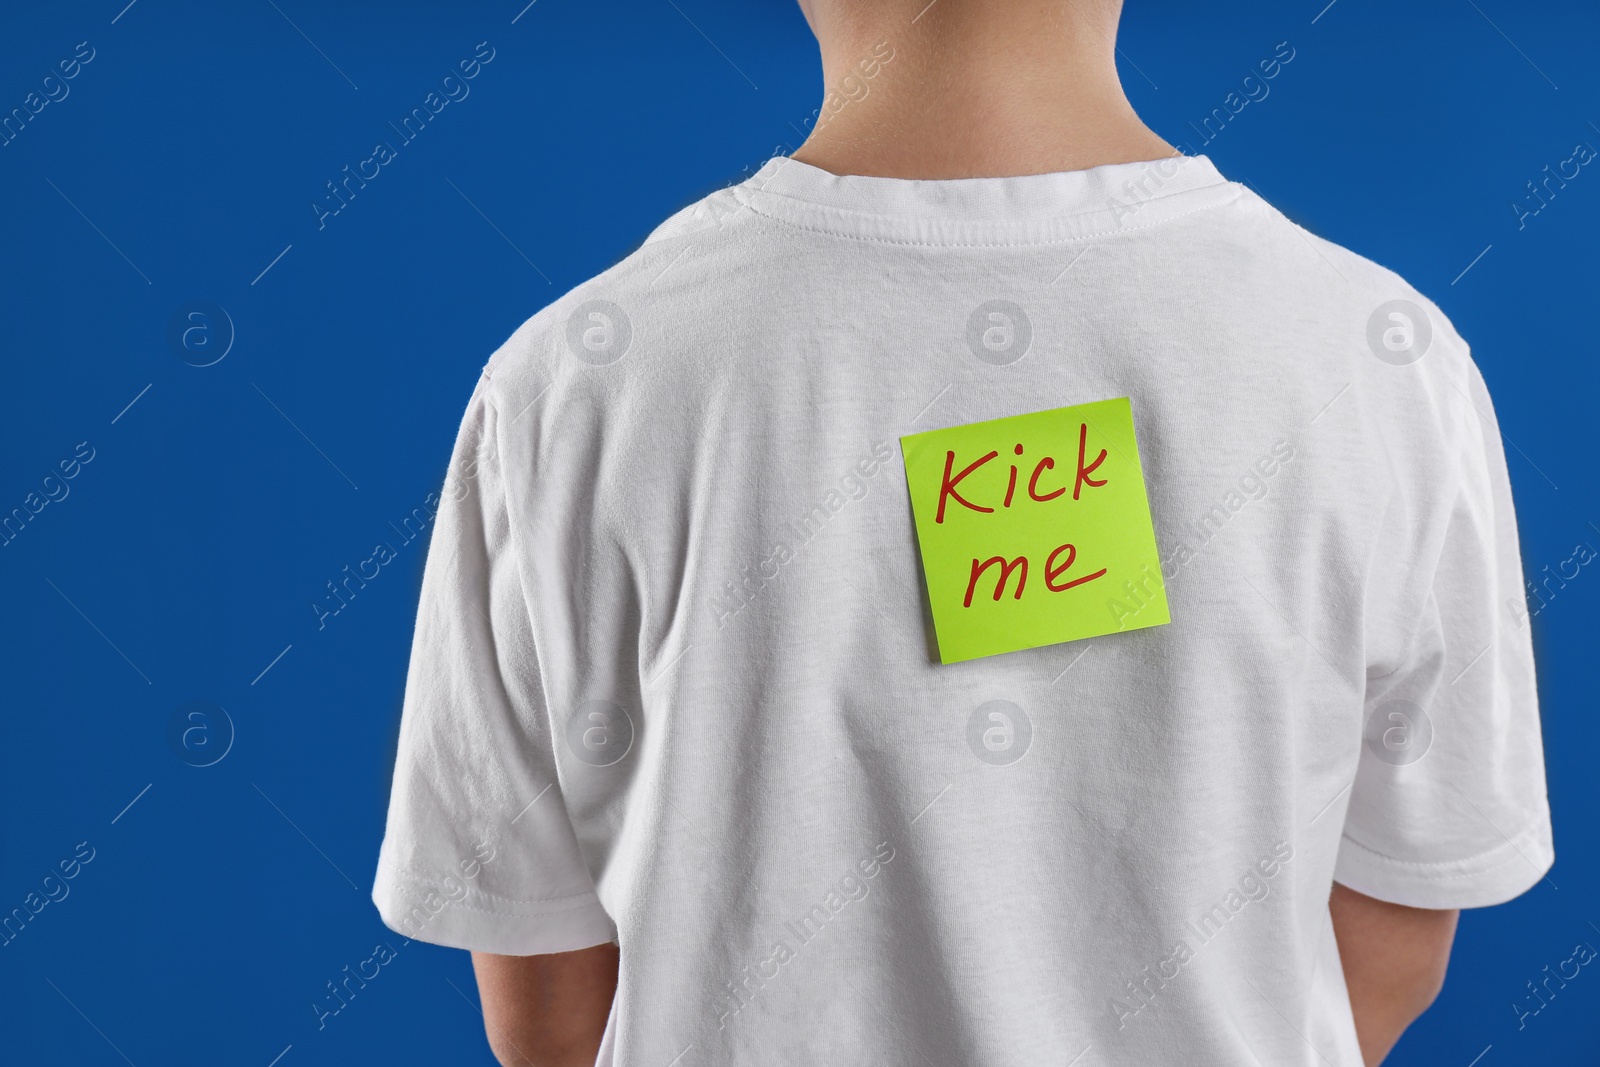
[1338,818,1548,875]
[380,862,602,908]
[409,894,604,921]
[640,188,761,248]
[1361,479,1408,682]
[730,184,1243,249]
[478,386,545,709]
[1358,347,1482,685]
[1374,417,1477,685]
[478,387,604,890]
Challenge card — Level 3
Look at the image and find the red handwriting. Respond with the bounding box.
[1074,423,1107,500]
[934,420,1114,610]
[964,544,1107,606]
[936,422,1107,523]
[937,449,997,523]
[965,555,1027,607]
[1045,543,1106,591]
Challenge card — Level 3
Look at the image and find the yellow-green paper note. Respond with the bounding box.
[900,397,1170,663]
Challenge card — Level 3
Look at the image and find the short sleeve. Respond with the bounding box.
[1336,361,1555,909]
[372,375,617,954]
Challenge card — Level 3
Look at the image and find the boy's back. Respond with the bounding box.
[374,154,1551,1065]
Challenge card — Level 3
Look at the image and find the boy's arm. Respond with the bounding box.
[471,944,619,1067]
[1329,881,1459,1066]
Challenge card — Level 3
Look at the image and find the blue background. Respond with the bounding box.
[1,1,1595,1064]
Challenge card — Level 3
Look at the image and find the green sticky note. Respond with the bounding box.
[900,397,1170,663]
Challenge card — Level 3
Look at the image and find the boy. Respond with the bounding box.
[373,1,1553,1064]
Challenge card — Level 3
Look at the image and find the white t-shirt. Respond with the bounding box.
[372,154,1553,1066]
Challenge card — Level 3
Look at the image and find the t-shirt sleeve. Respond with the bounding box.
[371,373,617,954]
[1336,360,1555,910]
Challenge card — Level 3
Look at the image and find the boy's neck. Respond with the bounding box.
[790,0,1175,180]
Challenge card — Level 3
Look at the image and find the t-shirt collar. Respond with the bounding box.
[732,153,1237,247]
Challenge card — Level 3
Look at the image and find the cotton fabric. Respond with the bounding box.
[373,154,1553,1066]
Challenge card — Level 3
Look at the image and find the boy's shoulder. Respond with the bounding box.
[476,168,1478,423]
[1228,186,1468,357]
[478,181,765,390]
